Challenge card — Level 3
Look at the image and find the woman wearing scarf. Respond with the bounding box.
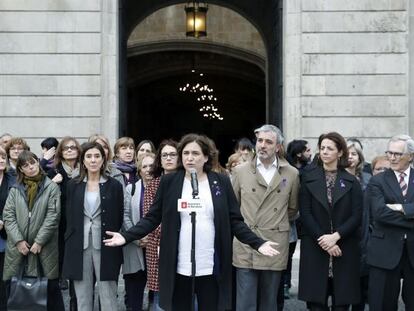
[47,136,80,288]
[113,137,138,186]
[47,136,81,309]
[0,146,16,311]
[3,151,64,311]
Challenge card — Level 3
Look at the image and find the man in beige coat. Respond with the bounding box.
[232,124,299,311]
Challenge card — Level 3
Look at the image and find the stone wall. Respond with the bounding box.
[284,0,409,160]
[0,0,118,154]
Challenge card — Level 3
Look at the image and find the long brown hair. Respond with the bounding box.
[317,132,349,169]
[151,139,178,178]
[54,136,81,167]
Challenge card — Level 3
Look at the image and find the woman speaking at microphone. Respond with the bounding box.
[104,133,278,311]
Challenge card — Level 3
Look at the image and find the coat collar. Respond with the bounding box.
[304,166,354,211]
[248,156,290,189]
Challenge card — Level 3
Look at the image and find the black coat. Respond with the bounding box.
[121,170,265,311]
[367,168,414,270]
[298,166,362,305]
[0,171,16,240]
[62,176,124,281]
[47,164,71,262]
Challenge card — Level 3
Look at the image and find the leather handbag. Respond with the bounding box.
[7,255,48,311]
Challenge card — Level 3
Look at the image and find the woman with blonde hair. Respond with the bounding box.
[123,152,156,311]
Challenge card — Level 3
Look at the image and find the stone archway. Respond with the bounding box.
[119,0,283,137]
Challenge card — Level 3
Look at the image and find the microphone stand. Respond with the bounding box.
[191,188,198,311]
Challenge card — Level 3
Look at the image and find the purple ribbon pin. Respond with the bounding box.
[212,180,221,196]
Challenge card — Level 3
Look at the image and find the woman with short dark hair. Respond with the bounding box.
[3,151,64,311]
[143,139,179,311]
[136,140,156,160]
[298,132,363,310]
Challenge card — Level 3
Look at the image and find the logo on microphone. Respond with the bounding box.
[181,201,188,209]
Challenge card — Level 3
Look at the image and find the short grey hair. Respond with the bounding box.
[254,124,284,145]
[388,134,414,154]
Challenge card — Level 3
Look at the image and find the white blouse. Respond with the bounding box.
[177,178,215,276]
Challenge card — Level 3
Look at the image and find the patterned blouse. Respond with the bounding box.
[325,169,337,278]
[143,177,162,291]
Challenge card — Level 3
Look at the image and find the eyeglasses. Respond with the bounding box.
[63,145,78,151]
[161,152,178,159]
[385,151,405,159]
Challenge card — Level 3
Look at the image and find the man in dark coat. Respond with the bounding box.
[367,134,414,311]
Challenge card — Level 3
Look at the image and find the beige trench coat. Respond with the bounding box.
[232,157,299,271]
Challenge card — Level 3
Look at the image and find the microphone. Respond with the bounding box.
[189,168,199,197]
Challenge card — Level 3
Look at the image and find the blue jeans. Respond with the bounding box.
[236,268,281,311]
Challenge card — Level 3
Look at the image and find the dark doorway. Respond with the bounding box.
[127,50,265,161]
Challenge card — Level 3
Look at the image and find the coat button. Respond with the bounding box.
[252,188,256,192]
[277,189,281,193]
[102,223,106,226]
[102,196,106,199]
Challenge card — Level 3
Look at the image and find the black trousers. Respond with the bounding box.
[369,243,414,311]
[0,252,6,311]
[308,278,349,311]
[5,278,65,311]
[172,274,219,311]
[124,270,147,311]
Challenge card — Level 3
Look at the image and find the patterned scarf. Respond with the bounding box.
[113,160,137,174]
[23,173,44,210]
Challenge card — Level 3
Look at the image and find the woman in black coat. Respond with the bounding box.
[104,134,277,311]
[63,142,123,311]
[298,132,363,310]
[47,137,81,291]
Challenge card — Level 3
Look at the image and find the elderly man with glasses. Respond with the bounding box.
[367,134,414,311]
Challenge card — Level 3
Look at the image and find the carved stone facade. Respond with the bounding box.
[0,0,411,160]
